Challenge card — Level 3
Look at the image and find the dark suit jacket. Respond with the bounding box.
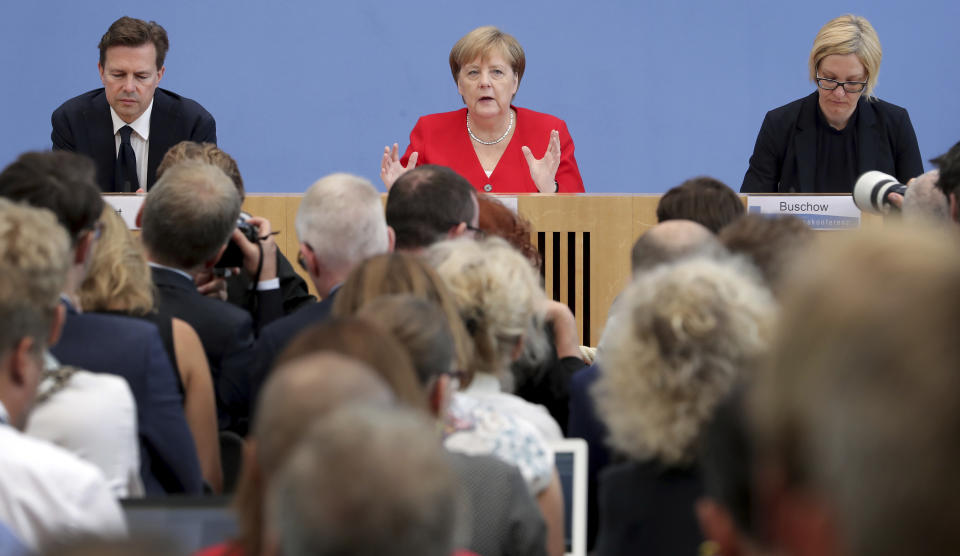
[249,291,336,415]
[151,267,256,432]
[50,301,203,495]
[595,460,703,556]
[567,363,612,549]
[51,88,216,192]
[741,91,923,193]
[226,250,316,330]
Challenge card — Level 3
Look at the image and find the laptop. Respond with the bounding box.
[552,438,588,556]
[122,496,237,553]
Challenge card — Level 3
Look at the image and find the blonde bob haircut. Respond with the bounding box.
[449,26,526,87]
[79,206,154,315]
[808,14,882,99]
[593,256,774,466]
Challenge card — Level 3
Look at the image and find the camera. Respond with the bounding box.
[853,171,907,215]
[216,217,260,268]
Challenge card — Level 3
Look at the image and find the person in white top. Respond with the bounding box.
[0,199,125,550]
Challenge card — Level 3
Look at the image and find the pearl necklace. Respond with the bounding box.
[466,110,514,145]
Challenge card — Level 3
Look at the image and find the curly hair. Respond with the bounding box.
[593,256,774,465]
[425,237,548,385]
[79,207,154,314]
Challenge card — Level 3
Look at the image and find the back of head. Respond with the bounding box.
[267,405,459,556]
[631,219,726,275]
[356,295,456,388]
[426,237,548,380]
[594,256,773,466]
[0,151,103,245]
[477,194,540,267]
[156,141,244,197]
[98,16,169,70]
[657,177,744,233]
[79,207,154,314]
[932,140,960,199]
[386,165,476,250]
[902,170,949,224]
[0,199,71,358]
[295,173,388,271]
[332,251,473,377]
[141,160,241,270]
[277,317,425,411]
[719,214,814,296]
[752,224,960,556]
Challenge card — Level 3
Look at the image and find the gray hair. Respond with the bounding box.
[0,199,70,355]
[295,173,389,273]
[631,220,727,275]
[267,405,459,556]
[141,160,241,270]
[903,170,950,224]
[594,256,774,465]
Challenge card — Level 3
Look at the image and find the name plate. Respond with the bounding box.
[745,195,860,230]
[102,194,145,230]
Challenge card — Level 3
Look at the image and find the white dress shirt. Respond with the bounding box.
[0,401,126,551]
[463,372,564,442]
[110,100,153,190]
[26,356,143,498]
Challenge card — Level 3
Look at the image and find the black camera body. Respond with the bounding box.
[216,219,259,269]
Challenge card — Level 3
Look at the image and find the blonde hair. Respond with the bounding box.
[808,14,882,99]
[79,207,154,314]
[156,141,245,198]
[425,237,548,384]
[449,26,525,86]
[594,257,774,465]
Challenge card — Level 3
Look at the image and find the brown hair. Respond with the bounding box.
[98,16,169,70]
[657,176,745,234]
[449,26,525,86]
[477,194,540,268]
[719,214,814,297]
[79,206,154,314]
[156,141,245,198]
[333,252,474,384]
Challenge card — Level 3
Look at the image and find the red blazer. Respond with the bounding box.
[400,106,585,193]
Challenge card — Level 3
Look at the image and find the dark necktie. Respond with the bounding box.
[115,125,140,192]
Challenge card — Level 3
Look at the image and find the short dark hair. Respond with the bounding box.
[719,214,813,295]
[932,141,960,198]
[386,165,476,250]
[0,151,104,245]
[657,177,745,233]
[98,16,169,70]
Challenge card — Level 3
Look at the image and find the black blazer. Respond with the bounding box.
[51,88,216,192]
[741,91,923,193]
[151,267,256,432]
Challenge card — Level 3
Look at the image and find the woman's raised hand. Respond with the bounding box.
[521,129,561,193]
[380,143,418,189]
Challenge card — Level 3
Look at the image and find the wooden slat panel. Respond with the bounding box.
[574,231,584,344]
[541,231,555,301]
[558,230,569,306]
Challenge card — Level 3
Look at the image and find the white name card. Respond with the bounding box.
[102,194,145,230]
[745,195,861,230]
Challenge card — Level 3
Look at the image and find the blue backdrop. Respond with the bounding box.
[2,0,957,193]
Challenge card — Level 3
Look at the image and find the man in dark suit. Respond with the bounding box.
[250,173,394,407]
[0,151,203,495]
[141,160,257,432]
[51,16,215,192]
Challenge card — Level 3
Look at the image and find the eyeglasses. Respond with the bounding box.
[816,75,867,93]
[297,242,314,272]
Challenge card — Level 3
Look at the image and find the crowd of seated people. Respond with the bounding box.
[3,136,960,556]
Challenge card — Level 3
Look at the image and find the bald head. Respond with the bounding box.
[631,220,725,275]
[254,352,395,474]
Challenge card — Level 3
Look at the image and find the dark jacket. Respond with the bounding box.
[741,91,923,193]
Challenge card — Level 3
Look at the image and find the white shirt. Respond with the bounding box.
[463,373,564,442]
[0,402,126,551]
[110,100,153,190]
[26,357,143,498]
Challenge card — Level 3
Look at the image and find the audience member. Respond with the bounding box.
[591,256,774,556]
[751,224,960,556]
[141,160,255,433]
[355,295,552,556]
[719,214,814,296]
[0,198,126,551]
[385,164,479,250]
[51,16,215,192]
[477,193,540,266]
[251,173,393,400]
[568,219,727,548]
[78,207,221,492]
[267,405,460,556]
[0,150,202,495]
[902,170,950,223]
[657,176,745,233]
[155,141,314,323]
[207,353,395,556]
[932,141,960,221]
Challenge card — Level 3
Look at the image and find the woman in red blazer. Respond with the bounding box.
[380,26,585,194]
